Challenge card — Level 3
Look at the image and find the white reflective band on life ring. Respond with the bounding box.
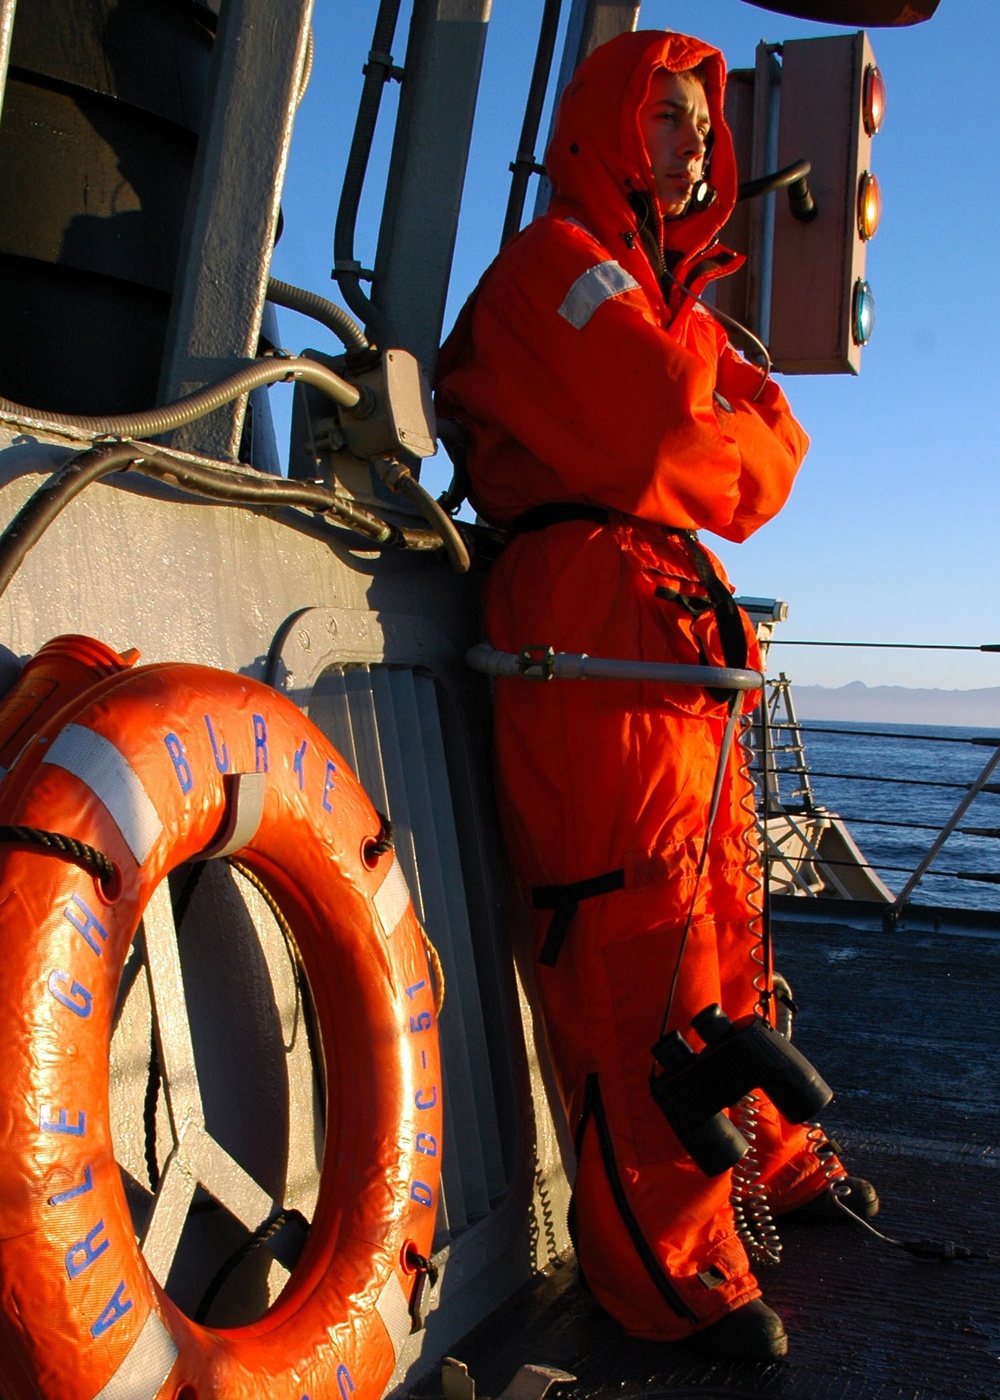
[91,1309,177,1400]
[44,723,162,864]
[373,858,411,939]
[375,1271,411,1363]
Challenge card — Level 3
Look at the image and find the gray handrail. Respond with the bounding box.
[467,643,763,691]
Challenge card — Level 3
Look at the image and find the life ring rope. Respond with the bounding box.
[0,822,116,882]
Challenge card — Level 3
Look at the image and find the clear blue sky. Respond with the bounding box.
[271,1,1000,691]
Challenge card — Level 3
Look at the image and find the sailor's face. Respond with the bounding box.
[639,69,710,217]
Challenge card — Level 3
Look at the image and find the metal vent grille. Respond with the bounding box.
[306,662,509,1240]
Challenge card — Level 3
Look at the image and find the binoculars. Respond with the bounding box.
[649,1003,833,1177]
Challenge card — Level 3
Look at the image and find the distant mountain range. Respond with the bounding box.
[790,681,1000,728]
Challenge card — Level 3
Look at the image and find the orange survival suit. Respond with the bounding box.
[437,30,839,1341]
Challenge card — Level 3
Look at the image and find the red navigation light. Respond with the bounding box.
[857,171,881,240]
[863,64,886,136]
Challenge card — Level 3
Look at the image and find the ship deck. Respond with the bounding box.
[413,908,1000,1400]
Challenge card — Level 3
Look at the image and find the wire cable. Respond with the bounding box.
[332,0,402,347]
[0,441,471,603]
[769,638,1000,651]
[266,278,369,354]
[0,357,363,443]
[775,723,999,746]
[662,267,772,401]
[500,0,562,247]
[371,454,470,572]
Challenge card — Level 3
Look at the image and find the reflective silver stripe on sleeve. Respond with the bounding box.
[374,857,412,938]
[91,1309,178,1400]
[376,1270,412,1361]
[557,260,640,330]
[44,723,163,865]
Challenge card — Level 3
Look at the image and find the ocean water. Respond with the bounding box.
[764,719,1000,913]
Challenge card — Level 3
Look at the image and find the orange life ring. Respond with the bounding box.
[0,657,443,1400]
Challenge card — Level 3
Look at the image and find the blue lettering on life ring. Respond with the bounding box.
[337,1364,355,1400]
[63,895,108,958]
[414,1086,438,1111]
[65,1219,109,1279]
[164,732,194,793]
[39,1107,86,1136]
[253,714,269,773]
[410,1181,434,1208]
[48,970,93,1018]
[294,739,308,791]
[90,1281,133,1339]
[49,1164,94,1207]
[204,715,230,773]
[322,759,336,813]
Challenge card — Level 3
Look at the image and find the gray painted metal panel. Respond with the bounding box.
[308,663,464,1236]
[158,0,313,459]
[411,670,506,1199]
[308,667,359,772]
[373,0,491,375]
[361,665,472,1232]
[301,656,515,1233]
[381,665,492,1222]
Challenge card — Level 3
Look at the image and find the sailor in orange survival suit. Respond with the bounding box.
[436,29,876,1360]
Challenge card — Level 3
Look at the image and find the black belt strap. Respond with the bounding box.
[508,502,610,537]
[508,509,747,673]
[533,867,625,966]
[676,530,748,672]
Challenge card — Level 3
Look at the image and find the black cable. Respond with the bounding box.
[759,767,980,791]
[774,723,1000,746]
[332,0,402,346]
[500,0,563,247]
[759,700,774,1018]
[658,696,742,1041]
[770,639,999,651]
[774,854,986,880]
[829,1196,1000,1267]
[766,809,992,835]
[0,442,471,605]
[0,443,140,600]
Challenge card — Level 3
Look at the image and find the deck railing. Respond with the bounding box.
[752,673,1000,919]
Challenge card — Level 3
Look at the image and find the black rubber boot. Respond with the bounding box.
[686,1298,788,1361]
[789,1175,880,1223]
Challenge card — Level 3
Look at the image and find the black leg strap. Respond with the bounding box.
[533,867,625,966]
